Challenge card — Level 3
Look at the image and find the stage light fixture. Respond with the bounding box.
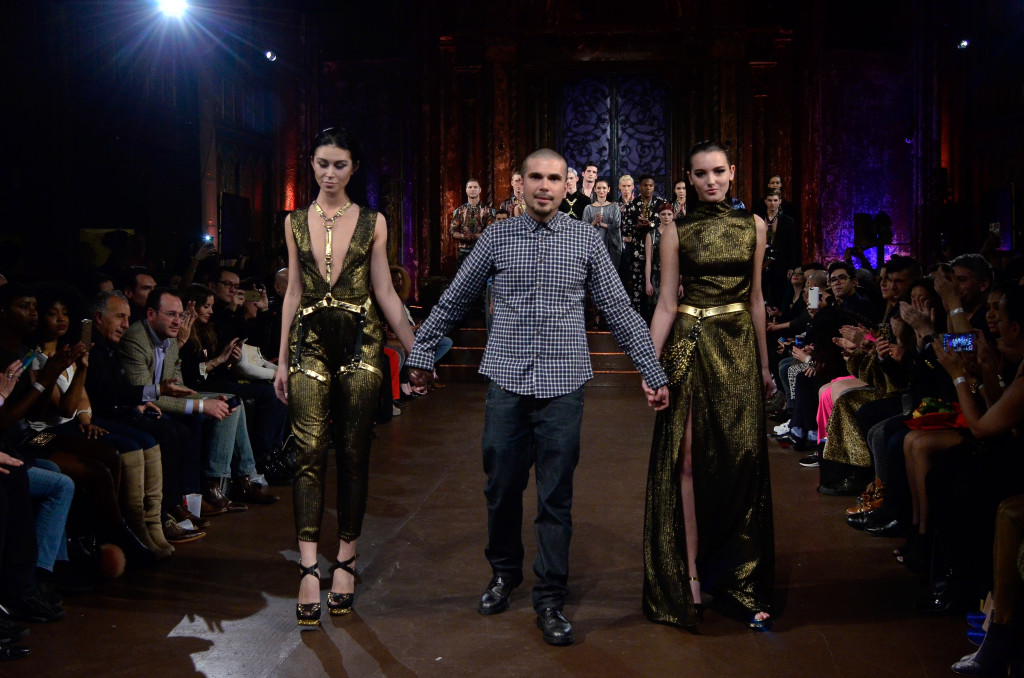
[265,50,277,61]
[957,39,970,49]
[158,0,187,18]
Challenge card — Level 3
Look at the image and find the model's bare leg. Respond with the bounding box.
[679,400,700,606]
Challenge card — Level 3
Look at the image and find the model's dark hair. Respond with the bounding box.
[637,173,655,185]
[584,161,599,172]
[310,127,362,165]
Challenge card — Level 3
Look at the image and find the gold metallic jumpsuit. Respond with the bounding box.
[289,207,384,542]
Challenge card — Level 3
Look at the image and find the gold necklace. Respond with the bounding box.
[313,200,352,281]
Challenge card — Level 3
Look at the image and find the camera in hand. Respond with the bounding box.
[942,332,975,353]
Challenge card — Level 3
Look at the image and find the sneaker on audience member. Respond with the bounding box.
[773,420,791,436]
[798,454,819,468]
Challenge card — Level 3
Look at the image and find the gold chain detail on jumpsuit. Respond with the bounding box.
[313,200,353,282]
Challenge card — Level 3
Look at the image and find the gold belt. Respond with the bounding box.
[298,293,371,317]
[291,293,382,380]
[676,302,747,319]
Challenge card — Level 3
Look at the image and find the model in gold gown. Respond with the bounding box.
[643,141,776,630]
[275,127,415,627]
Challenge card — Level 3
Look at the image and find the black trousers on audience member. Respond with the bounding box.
[0,463,38,599]
[790,371,820,436]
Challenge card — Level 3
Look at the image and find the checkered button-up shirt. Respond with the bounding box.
[407,210,668,397]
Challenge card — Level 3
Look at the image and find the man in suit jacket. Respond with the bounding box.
[85,289,210,538]
[119,287,274,510]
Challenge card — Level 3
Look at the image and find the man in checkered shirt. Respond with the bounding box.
[408,148,669,646]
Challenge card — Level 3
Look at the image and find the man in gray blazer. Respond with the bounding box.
[119,287,275,510]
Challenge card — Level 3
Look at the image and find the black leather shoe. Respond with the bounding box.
[864,518,908,538]
[0,590,65,623]
[846,510,875,531]
[817,477,862,497]
[536,608,575,646]
[0,644,30,661]
[477,575,518,615]
[0,618,29,645]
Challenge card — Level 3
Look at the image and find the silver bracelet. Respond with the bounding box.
[32,382,46,393]
[198,399,204,415]
[950,307,966,316]
[952,376,968,387]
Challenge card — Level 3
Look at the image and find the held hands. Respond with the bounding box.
[642,379,669,410]
[408,367,434,394]
[839,324,868,348]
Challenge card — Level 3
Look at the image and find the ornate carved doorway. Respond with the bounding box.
[559,74,672,197]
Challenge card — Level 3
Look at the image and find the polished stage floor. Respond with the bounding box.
[8,383,968,677]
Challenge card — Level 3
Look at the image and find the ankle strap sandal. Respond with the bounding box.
[296,562,321,627]
[327,555,357,616]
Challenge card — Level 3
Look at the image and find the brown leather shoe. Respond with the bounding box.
[170,504,210,529]
[229,476,279,505]
[202,479,248,513]
[200,497,228,517]
[163,517,206,544]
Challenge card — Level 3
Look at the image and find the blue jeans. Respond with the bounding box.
[28,458,73,570]
[481,382,584,611]
[201,400,258,480]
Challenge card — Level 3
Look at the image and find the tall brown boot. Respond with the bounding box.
[119,450,164,556]
[143,446,174,558]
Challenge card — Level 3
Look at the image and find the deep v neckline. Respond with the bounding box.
[307,204,361,288]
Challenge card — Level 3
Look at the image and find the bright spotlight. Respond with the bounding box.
[265,50,277,61]
[158,0,188,18]
[957,39,970,49]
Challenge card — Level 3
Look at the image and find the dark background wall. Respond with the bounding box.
[3,0,1021,290]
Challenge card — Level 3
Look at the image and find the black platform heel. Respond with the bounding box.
[296,562,321,627]
[327,555,357,616]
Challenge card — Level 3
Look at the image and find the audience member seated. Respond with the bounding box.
[121,268,157,325]
[85,290,207,543]
[0,283,157,569]
[915,284,1024,614]
[828,261,879,323]
[180,284,290,485]
[118,287,276,512]
[28,284,177,560]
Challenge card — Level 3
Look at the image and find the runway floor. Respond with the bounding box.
[6,383,969,677]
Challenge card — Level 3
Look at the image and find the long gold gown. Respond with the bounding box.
[643,200,775,627]
[288,206,385,543]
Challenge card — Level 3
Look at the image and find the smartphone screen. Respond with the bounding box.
[20,350,38,371]
[942,332,975,352]
[243,290,261,303]
[808,287,821,309]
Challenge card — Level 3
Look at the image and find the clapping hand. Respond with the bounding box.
[0,359,25,400]
[178,301,197,346]
[839,324,868,348]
